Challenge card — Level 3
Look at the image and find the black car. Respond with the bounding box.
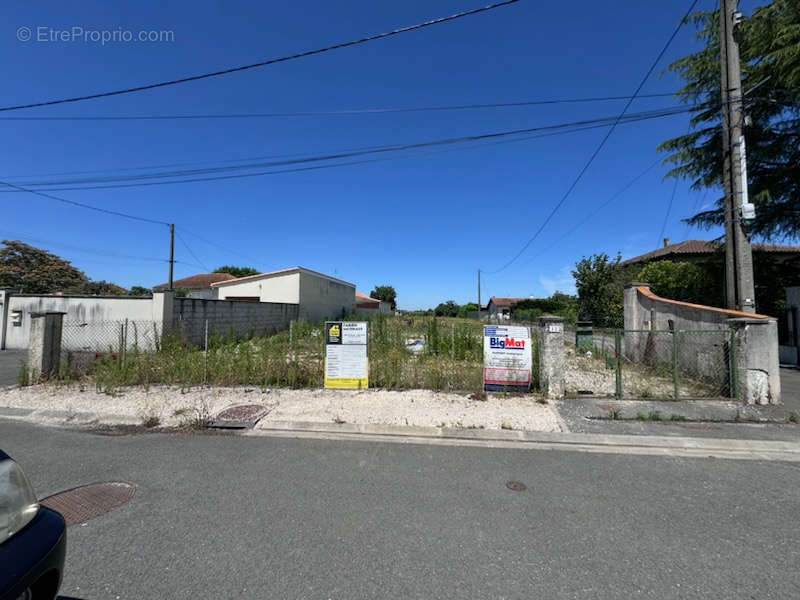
[0,450,66,600]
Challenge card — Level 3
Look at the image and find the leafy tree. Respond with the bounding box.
[74,280,128,296]
[0,240,87,293]
[457,302,479,318]
[571,253,637,328]
[214,265,260,278]
[174,287,189,298]
[636,261,723,306]
[129,285,153,297]
[659,1,800,240]
[511,292,579,323]
[369,285,397,310]
[434,300,460,317]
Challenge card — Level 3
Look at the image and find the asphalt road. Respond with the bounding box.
[3,420,799,600]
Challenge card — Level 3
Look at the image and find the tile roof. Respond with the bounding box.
[210,266,355,288]
[154,273,236,290]
[488,296,526,307]
[623,239,800,264]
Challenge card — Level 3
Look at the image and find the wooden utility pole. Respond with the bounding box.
[168,223,175,290]
[719,0,756,312]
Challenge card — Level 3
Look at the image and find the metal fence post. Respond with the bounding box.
[203,319,209,385]
[672,330,680,400]
[289,319,294,362]
[450,323,455,361]
[122,319,128,368]
[614,329,622,399]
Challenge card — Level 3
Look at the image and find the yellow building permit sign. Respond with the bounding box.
[324,321,368,389]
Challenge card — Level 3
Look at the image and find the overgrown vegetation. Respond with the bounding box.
[84,314,512,395]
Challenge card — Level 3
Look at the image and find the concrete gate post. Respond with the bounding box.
[28,312,65,381]
[538,315,565,399]
[728,317,781,405]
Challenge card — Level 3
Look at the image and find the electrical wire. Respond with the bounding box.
[657,176,680,246]
[0,92,680,121]
[0,179,170,226]
[0,0,521,113]
[175,231,209,272]
[481,0,701,274]
[0,104,699,192]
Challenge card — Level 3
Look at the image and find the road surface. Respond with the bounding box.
[2,420,799,600]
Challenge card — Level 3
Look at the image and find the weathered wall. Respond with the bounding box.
[2,293,159,350]
[215,272,300,303]
[624,283,781,404]
[172,297,298,345]
[299,271,355,322]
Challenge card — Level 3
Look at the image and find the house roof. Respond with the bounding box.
[355,290,381,308]
[154,272,236,290]
[488,296,526,307]
[210,266,355,288]
[623,239,800,265]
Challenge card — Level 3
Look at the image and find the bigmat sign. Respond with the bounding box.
[324,321,368,389]
[483,325,532,392]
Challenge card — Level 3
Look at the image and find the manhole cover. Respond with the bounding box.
[209,404,270,429]
[40,482,135,526]
[506,480,527,492]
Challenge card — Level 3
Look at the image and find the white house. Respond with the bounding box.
[211,266,355,322]
[354,291,392,317]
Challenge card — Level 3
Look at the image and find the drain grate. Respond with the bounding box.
[209,404,270,429]
[506,480,527,492]
[40,482,135,526]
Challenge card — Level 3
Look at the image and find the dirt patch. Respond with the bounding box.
[0,384,563,433]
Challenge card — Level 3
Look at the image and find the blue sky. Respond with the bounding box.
[0,0,765,309]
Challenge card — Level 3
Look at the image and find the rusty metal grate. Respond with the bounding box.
[506,480,527,492]
[209,404,270,429]
[40,482,135,526]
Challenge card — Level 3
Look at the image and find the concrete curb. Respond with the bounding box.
[251,420,800,461]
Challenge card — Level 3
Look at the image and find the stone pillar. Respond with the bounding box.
[0,288,15,350]
[152,290,174,333]
[728,317,781,405]
[28,312,65,381]
[624,282,650,363]
[538,315,565,399]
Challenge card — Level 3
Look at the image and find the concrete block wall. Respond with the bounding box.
[624,283,781,404]
[173,297,299,345]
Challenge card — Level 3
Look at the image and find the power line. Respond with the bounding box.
[0,92,680,121]
[482,0,701,274]
[175,231,209,272]
[657,177,680,246]
[0,104,699,192]
[0,179,170,225]
[178,227,264,266]
[0,229,171,264]
[0,0,521,113]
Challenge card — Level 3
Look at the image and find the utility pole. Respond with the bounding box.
[477,269,481,321]
[719,0,756,312]
[168,223,175,290]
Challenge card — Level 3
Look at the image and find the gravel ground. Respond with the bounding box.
[0,384,564,432]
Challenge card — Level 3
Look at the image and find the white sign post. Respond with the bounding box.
[482,324,532,392]
[324,321,368,389]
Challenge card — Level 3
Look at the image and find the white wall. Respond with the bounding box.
[215,272,300,304]
[3,295,160,350]
[299,271,355,322]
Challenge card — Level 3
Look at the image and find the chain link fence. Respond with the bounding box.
[57,315,540,395]
[564,328,736,399]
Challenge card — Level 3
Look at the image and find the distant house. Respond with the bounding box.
[211,266,355,322]
[354,291,392,317]
[486,297,525,320]
[153,273,236,299]
[622,238,800,266]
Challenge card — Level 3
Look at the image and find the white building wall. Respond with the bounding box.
[3,295,160,350]
[299,271,355,322]
[215,272,300,304]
